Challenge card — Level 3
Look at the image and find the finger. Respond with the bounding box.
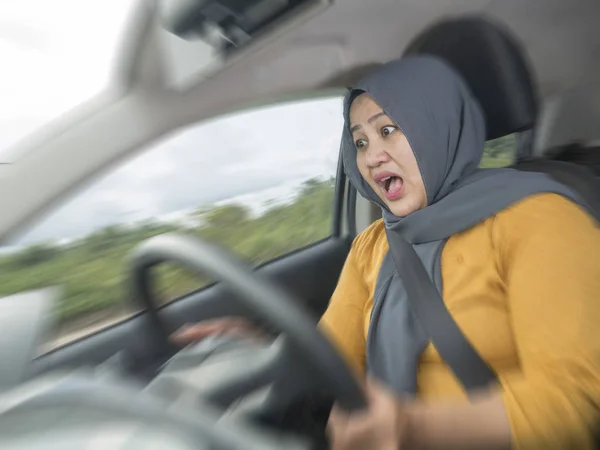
[327,408,350,450]
[328,404,349,427]
[170,323,222,343]
[328,413,374,450]
[171,321,236,343]
[330,402,375,432]
[364,375,396,403]
[217,324,269,342]
[365,375,384,393]
[327,403,353,444]
[208,317,268,338]
[211,317,270,341]
[170,318,268,344]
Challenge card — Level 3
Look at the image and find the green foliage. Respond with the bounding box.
[10,243,60,269]
[481,134,515,168]
[0,134,515,330]
[203,204,251,229]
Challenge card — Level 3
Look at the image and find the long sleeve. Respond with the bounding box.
[318,220,386,376]
[494,193,600,449]
[319,241,369,376]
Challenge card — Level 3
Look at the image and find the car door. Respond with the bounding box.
[0,96,356,379]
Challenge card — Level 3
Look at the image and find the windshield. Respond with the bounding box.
[0,0,137,160]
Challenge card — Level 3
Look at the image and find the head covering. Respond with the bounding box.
[341,55,589,396]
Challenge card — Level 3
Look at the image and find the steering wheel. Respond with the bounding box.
[128,232,367,412]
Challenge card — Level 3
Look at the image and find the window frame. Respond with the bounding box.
[2,95,350,351]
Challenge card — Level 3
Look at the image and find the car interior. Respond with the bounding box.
[0,0,599,448]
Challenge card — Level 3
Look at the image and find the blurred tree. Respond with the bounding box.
[204,204,251,228]
[11,243,59,268]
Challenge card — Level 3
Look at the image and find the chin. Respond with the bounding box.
[387,199,421,217]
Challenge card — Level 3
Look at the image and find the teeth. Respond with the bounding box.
[380,176,391,182]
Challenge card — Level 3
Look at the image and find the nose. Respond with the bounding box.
[365,141,390,168]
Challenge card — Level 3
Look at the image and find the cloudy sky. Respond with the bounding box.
[0,1,345,248]
[0,1,136,153]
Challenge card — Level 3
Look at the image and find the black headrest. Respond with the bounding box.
[404,16,538,140]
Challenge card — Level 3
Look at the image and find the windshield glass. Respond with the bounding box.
[0,0,137,160]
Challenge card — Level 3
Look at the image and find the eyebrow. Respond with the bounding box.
[350,111,387,133]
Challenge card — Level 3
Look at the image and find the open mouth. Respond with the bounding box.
[380,175,402,191]
[377,175,404,200]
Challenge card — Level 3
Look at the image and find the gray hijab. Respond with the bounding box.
[341,55,587,396]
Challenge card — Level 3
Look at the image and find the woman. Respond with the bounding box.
[174,56,600,449]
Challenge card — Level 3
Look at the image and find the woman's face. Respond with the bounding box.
[349,93,427,217]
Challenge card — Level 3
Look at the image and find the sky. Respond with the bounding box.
[0,0,137,153]
[0,1,345,249]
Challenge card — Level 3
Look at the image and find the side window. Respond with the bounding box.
[481,134,517,168]
[0,96,344,349]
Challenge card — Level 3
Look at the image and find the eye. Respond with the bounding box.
[355,139,368,150]
[381,125,397,137]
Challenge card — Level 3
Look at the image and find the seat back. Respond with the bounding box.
[549,142,600,177]
[511,158,600,222]
[404,15,599,221]
[404,15,538,141]
[535,82,600,155]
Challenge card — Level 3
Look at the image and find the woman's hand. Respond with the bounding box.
[328,377,412,450]
[328,379,512,450]
[170,317,268,345]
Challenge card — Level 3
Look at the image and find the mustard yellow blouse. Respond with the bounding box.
[319,193,600,449]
